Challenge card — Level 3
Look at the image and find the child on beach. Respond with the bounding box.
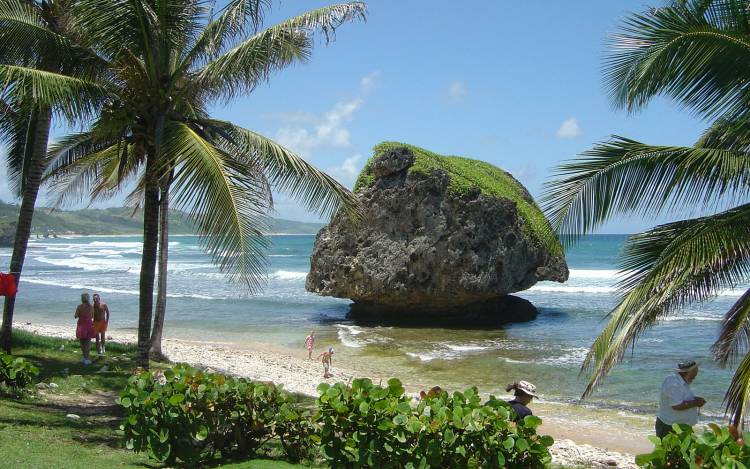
[318,347,334,378]
[304,330,315,359]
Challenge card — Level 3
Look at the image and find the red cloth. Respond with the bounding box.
[0,273,17,297]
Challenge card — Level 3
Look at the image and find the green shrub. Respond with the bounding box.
[118,364,311,465]
[636,423,750,468]
[0,352,39,390]
[314,378,553,468]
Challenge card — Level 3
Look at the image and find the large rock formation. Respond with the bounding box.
[306,142,568,325]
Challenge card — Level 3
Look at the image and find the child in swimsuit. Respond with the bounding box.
[318,347,334,378]
[304,330,315,359]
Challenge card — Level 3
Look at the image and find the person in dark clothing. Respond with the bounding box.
[506,380,538,422]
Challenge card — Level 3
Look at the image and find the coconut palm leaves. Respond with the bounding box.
[543,0,750,426]
[6,0,366,366]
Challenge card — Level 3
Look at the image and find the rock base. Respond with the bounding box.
[347,295,538,327]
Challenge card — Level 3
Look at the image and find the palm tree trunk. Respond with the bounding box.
[137,157,161,369]
[0,107,52,353]
[149,184,169,361]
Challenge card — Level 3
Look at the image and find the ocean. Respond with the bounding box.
[10,233,747,434]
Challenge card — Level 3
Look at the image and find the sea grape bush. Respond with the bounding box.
[117,364,312,465]
[0,352,38,390]
[314,378,553,468]
[119,365,553,467]
[636,423,750,468]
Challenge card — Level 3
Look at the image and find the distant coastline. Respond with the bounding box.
[0,201,325,243]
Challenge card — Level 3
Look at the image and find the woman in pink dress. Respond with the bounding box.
[75,293,95,365]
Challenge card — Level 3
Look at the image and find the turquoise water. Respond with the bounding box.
[10,234,747,426]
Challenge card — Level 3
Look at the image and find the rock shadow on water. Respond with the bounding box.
[346,295,539,329]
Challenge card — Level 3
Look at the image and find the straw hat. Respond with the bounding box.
[676,360,698,373]
[507,380,538,398]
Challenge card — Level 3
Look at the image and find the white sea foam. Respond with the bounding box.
[662,314,720,322]
[568,269,625,279]
[336,325,393,348]
[88,241,144,248]
[271,270,307,281]
[21,278,215,300]
[498,347,589,367]
[529,285,617,294]
[539,347,589,366]
[34,255,138,272]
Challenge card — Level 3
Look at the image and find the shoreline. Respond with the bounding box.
[16,322,642,468]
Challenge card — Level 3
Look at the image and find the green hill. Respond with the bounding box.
[0,202,324,237]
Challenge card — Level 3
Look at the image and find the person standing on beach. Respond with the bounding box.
[655,360,706,438]
[74,293,95,365]
[92,294,110,356]
[304,330,315,359]
[506,380,538,422]
[319,347,334,378]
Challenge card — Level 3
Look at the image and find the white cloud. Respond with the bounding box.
[327,154,363,188]
[360,70,381,93]
[275,97,361,157]
[273,71,379,158]
[448,81,467,102]
[556,117,582,138]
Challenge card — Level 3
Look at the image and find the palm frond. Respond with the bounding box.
[162,121,272,289]
[46,142,121,208]
[713,289,750,367]
[209,120,360,219]
[606,0,750,120]
[0,0,110,79]
[722,341,750,426]
[542,136,750,244]
[0,64,111,121]
[194,2,366,102]
[580,203,750,398]
[0,94,33,196]
[178,0,271,70]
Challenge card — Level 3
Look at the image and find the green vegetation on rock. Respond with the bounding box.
[354,142,561,254]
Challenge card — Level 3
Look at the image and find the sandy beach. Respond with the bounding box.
[17,322,644,468]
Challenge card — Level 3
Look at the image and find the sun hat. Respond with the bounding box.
[507,380,538,398]
[329,347,334,354]
[676,360,698,373]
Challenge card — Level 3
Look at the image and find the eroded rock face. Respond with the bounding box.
[306,146,568,323]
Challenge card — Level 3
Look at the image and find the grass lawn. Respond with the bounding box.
[0,331,309,469]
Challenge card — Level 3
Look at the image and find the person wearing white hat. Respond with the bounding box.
[655,360,706,438]
[506,380,538,422]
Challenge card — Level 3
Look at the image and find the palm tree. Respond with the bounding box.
[0,0,106,353]
[543,0,750,426]
[20,0,365,368]
[149,179,171,361]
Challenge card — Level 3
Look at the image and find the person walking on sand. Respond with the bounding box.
[304,330,315,359]
[656,360,706,438]
[319,347,334,378]
[92,293,110,356]
[506,380,538,422]
[75,293,95,365]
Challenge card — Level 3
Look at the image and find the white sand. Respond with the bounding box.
[17,322,641,468]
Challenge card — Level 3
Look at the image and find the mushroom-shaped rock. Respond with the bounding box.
[306,142,568,325]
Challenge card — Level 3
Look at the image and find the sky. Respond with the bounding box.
[0,0,714,233]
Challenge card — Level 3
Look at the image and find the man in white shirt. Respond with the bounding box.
[655,360,706,438]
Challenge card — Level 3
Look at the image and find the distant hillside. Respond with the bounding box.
[0,202,325,237]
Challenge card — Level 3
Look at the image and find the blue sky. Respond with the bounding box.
[1,0,712,233]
